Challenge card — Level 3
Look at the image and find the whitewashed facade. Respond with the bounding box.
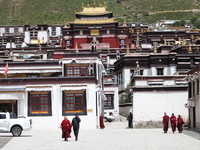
[0,53,108,129]
[187,64,200,129]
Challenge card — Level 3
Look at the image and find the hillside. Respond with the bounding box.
[0,0,200,25]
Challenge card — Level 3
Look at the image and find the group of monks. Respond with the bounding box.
[163,112,184,133]
[60,114,81,141]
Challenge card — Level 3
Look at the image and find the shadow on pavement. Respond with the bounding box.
[0,137,12,149]
[183,129,200,141]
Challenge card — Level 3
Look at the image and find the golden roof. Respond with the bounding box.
[70,18,117,24]
[76,6,112,16]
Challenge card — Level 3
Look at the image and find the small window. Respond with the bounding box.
[139,70,143,75]
[104,94,114,109]
[0,114,6,119]
[120,39,125,44]
[14,28,19,33]
[65,65,91,77]
[52,27,56,31]
[47,51,53,58]
[157,68,163,75]
[66,40,70,45]
[52,31,56,36]
[5,28,9,33]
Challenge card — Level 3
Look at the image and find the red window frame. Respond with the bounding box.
[29,91,51,114]
[65,65,89,77]
[63,90,85,113]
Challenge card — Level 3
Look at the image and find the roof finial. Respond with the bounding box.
[123,17,127,26]
[93,0,96,8]
[104,1,107,8]
[82,3,84,8]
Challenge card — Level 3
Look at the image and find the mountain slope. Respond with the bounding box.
[0,0,200,25]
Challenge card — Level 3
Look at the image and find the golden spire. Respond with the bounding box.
[164,38,166,45]
[153,42,157,53]
[75,42,79,53]
[104,1,107,8]
[123,18,127,26]
[93,0,96,8]
[64,22,67,28]
[183,38,186,45]
[188,45,192,53]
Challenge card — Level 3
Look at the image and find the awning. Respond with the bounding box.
[166,39,174,41]
[117,35,128,39]
[0,88,25,92]
[151,39,161,41]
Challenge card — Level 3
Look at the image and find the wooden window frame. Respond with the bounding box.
[65,65,90,77]
[157,68,164,75]
[104,94,114,109]
[28,91,52,116]
[62,90,87,116]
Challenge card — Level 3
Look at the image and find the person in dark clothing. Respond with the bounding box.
[127,112,133,128]
[163,112,169,133]
[71,113,81,141]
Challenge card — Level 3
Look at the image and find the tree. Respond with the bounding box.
[119,83,132,104]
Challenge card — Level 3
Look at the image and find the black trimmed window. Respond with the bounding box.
[63,90,87,116]
[157,68,163,75]
[28,91,52,116]
[14,28,19,33]
[104,94,114,109]
[66,40,70,45]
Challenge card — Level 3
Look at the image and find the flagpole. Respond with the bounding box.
[4,62,8,78]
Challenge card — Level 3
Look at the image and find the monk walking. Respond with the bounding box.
[60,116,71,141]
[177,115,184,133]
[99,114,105,129]
[170,113,177,133]
[163,112,169,133]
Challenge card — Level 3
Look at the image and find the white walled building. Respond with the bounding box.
[0,52,107,129]
[187,64,200,129]
[114,53,189,127]
[103,75,119,119]
[132,76,188,126]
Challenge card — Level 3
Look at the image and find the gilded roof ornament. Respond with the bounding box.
[123,18,127,26]
[104,1,107,8]
[93,0,96,8]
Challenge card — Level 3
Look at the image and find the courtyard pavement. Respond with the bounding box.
[1,121,200,150]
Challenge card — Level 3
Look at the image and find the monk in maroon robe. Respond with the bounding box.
[163,112,169,133]
[177,115,184,133]
[170,113,177,133]
[60,116,71,141]
[99,114,105,129]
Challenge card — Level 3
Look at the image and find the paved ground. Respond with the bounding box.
[1,121,200,150]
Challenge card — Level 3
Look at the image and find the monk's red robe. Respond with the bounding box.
[177,117,184,133]
[170,116,176,133]
[60,119,71,140]
[99,115,105,129]
[163,115,169,133]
